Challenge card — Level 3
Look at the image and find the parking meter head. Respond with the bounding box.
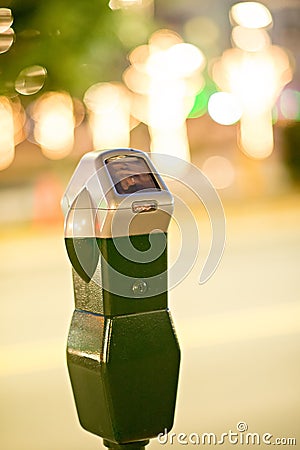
[62,149,173,280]
[63,156,172,316]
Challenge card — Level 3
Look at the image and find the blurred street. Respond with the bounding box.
[1,192,299,450]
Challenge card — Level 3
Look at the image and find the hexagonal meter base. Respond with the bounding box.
[67,309,180,444]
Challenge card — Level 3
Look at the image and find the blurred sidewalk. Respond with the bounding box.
[0,193,300,449]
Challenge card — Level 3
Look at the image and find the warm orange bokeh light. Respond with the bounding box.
[123,29,206,161]
[33,92,75,159]
[212,2,293,159]
[0,96,15,170]
[231,26,270,52]
[230,2,273,29]
[84,82,132,150]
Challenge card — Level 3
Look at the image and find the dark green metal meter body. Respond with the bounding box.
[62,149,180,449]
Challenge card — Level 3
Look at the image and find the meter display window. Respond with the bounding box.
[105,156,161,195]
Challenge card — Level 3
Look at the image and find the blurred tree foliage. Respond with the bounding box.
[0,0,155,101]
[283,122,300,184]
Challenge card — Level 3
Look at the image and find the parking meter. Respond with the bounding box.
[62,148,180,449]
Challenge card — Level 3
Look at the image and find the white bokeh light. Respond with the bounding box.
[202,156,235,190]
[230,2,273,29]
[208,92,242,125]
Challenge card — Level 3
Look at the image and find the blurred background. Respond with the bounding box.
[0,0,299,449]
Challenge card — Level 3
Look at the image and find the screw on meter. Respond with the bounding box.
[62,148,180,450]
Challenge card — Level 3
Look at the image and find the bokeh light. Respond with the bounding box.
[109,0,152,10]
[211,0,294,159]
[280,89,300,121]
[123,65,150,95]
[0,96,15,170]
[149,29,183,52]
[72,97,86,128]
[0,1,296,170]
[188,78,218,119]
[239,111,274,159]
[184,16,219,48]
[33,91,75,159]
[230,2,273,29]
[128,44,149,71]
[15,65,47,96]
[84,82,124,114]
[145,36,205,159]
[0,8,13,33]
[202,156,235,189]
[0,147,14,171]
[212,35,293,158]
[124,29,206,161]
[208,92,242,125]
[165,43,205,78]
[231,26,270,52]
[0,27,14,54]
[10,96,27,145]
[115,17,150,49]
[84,82,132,149]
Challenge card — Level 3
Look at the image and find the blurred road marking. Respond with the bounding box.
[0,338,64,377]
[1,302,300,377]
[177,301,300,348]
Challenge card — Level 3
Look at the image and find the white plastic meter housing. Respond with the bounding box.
[62,148,174,240]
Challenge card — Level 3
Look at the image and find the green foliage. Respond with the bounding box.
[0,0,153,98]
[283,122,300,184]
[188,75,217,118]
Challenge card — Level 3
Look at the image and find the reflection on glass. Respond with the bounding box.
[15,65,47,96]
[0,27,14,54]
[105,156,160,194]
[0,8,13,33]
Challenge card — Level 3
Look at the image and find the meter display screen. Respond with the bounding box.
[105,156,160,195]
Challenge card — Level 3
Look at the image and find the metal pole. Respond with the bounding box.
[103,439,149,450]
